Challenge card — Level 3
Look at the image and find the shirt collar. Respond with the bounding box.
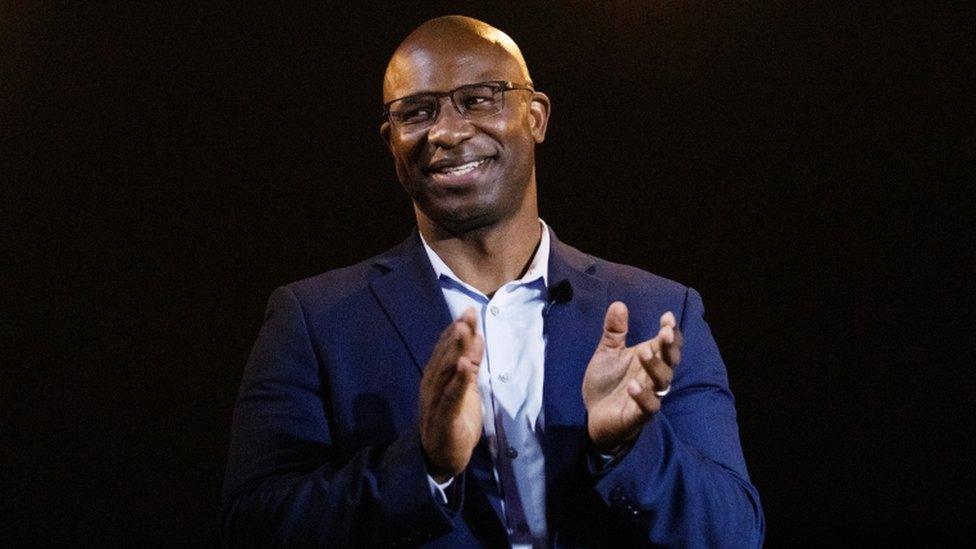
[420,219,550,289]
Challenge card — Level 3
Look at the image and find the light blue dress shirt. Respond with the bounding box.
[421,220,550,547]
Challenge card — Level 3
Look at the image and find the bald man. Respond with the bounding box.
[222,16,764,548]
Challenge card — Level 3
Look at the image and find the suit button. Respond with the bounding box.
[506,447,519,459]
[609,486,624,502]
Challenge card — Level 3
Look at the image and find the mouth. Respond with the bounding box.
[426,157,493,186]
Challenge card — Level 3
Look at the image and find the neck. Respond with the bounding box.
[417,195,541,297]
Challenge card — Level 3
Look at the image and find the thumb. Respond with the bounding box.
[599,301,629,350]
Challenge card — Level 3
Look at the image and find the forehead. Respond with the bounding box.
[384,41,523,101]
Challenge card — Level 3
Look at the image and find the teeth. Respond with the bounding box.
[439,158,486,175]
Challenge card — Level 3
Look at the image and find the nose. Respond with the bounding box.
[426,97,475,149]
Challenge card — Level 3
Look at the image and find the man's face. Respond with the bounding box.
[381,43,549,233]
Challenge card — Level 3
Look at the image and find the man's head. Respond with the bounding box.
[381,16,550,234]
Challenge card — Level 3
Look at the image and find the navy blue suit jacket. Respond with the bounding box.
[221,228,764,547]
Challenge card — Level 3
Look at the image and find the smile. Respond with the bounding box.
[435,158,488,175]
[428,157,491,186]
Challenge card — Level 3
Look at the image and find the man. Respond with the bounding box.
[222,16,764,547]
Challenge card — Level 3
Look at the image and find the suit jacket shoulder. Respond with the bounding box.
[557,238,694,341]
[283,235,411,314]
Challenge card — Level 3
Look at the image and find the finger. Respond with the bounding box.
[422,322,478,422]
[627,378,661,416]
[648,358,673,396]
[460,307,479,334]
[633,342,658,391]
[427,320,472,387]
[632,359,652,390]
[626,348,656,403]
[659,311,676,329]
[457,307,483,364]
[650,322,684,368]
[663,326,683,366]
[450,317,474,350]
[438,355,480,413]
[463,332,485,365]
[640,338,673,392]
[421,321,463,418]
[636,339,653,361]
[421,324,458,395]
[599,301,629,350]
[657,324,674,345]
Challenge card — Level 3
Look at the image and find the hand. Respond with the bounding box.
[419,308,485,482]
[582,302,683,454]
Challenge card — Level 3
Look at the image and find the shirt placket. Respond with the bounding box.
[483,286,535,543]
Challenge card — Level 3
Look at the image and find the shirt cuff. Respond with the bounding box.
[427,474,455,505]
[595,451,616,467]
[588,439,636,472]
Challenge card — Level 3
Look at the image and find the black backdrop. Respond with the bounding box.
[4,1,973,545]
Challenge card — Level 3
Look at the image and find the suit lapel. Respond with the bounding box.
[542,229,608,524]
[369,230,453,373]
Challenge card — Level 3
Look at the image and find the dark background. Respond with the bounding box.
[4,1,973,545]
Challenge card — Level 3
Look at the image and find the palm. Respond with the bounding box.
[583,345,644,450]
[581,302,680,453]
[419,308,486,479]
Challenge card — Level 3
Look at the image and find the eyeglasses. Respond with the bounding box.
[383,80,535,131]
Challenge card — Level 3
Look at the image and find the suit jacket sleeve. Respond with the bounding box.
[590,287,765,547]
[220,286,457,547]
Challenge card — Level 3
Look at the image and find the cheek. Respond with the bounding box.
[499,110,537,153]
[501,130,536,168]
[391,138,423,177]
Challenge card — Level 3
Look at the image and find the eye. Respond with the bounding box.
[391,97,436,125]
[397,107,433,124]
[464,96,490,108]
[459,86,499,112]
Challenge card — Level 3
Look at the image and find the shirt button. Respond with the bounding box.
[498,373,510,383]
[490,305,499,316]
[506,447,519,459]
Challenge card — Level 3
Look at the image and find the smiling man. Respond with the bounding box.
[222,16,764,548]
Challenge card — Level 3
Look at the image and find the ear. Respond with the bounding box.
[527,92,551,144]
[380,120,394,153]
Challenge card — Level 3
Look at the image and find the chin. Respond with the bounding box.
[406,171,531,234]
[431,207,496,234]
[415,197,499,234]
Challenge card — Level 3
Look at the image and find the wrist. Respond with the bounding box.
[592,440,626,457]
[588,430,637,456]
[421,444,455,483]
[430,471,453,484]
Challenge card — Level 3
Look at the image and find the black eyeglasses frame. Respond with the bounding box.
[381,80,535,128]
